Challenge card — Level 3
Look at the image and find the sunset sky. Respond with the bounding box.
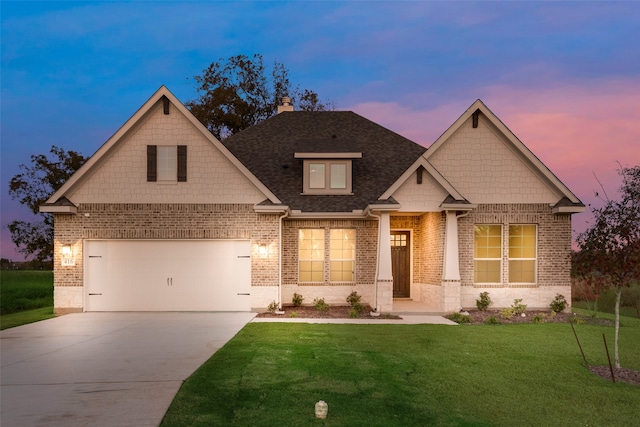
[1,1,639,261]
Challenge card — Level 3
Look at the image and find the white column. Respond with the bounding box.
[441,210,461,312]
[376,211,394,312]
[442,210,460,281]
[378,212,393,281]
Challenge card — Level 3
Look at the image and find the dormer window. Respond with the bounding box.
[296,151,361,195]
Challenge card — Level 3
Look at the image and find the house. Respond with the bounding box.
[41,86,584,314]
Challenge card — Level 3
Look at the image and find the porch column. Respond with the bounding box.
[376,211,393,312]
[441,210,461,312]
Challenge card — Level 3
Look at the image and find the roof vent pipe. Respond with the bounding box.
[277,96,294,114]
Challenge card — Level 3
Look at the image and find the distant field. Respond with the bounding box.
[1,270,53,314]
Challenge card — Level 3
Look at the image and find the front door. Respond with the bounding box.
[391,231,410,298]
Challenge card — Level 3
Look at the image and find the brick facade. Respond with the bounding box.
[458,203,572,309]
[53,203,280,312]
[280,218,378,306]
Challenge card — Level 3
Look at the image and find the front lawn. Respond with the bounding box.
[162,318,640,426]
[0,270,54,329]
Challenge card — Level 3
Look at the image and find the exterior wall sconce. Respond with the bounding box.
[258,244,268,257]
[61,244,75,266]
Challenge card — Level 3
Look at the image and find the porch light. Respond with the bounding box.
[61,245,75,266]
[258,244,268,257]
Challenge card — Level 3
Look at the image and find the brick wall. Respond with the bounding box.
[281,218,378,306]
[53,203,280,311]
[458,203,572,309]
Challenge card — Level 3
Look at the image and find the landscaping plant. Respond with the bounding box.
[476,291,492,311]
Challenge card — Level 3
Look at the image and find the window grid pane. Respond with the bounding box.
[157,146,177,181]
[330,164,347,189]
[330,229,355,282]
[309,164,325,189]
[508,225,537,283]
[474,225,502,283]
[299,229,324,282]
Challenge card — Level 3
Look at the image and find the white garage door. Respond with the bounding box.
[84,240,251,311]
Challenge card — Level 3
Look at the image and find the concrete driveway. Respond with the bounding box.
[0,312,255,427]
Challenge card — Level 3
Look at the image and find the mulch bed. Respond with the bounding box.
[459,309,616,326]
[256,304,401,319]
[589,366,640,385]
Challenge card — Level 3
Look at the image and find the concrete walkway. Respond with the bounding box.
[0,312,255,427]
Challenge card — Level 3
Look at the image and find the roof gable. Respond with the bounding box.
[43,86,281,207]
[426,100,583,209]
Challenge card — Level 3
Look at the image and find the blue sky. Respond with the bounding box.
[1,1,639,260]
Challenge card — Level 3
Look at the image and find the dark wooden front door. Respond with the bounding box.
[391,231,410,298]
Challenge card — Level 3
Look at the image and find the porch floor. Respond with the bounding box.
[391,299,445,315]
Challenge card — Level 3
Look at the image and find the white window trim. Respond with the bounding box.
[302,160,353,195]
[508,224,538,284]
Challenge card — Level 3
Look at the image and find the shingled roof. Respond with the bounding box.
[222,111,427,212]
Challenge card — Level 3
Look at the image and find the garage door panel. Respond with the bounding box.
[84,240,251,311]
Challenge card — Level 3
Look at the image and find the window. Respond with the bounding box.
[147,145,187,182]
[509,225,537,283]
[299,229,324,282]
[157,146,177,181]
[474,225,502,283]
[330,229,355,282]
[298,228,356,283]
[302,160,352,194]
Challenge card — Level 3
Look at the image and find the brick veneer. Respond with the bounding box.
[53,203,279,312]
[281,218,378,306]
[457,203,572,309]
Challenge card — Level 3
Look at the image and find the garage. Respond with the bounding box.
[83,240,251,311]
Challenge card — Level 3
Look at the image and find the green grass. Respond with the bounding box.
[162,318,640,427]
[0,306,55,330]
[1,270,54,329]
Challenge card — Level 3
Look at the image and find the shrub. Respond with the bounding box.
[267,301,279,312]
[349,309,359,318]
[448,312,471,324]
[313,298,329,312]
[346,291,365,313]
[289,311,298,318]
[550,294,567,313]
[476,292,492,311]
[500,308,515,319]
[511,299,527,316]
[484,316,501,325]
[570,315,585,325]
[532,313,547,324]
[292,293,304,307]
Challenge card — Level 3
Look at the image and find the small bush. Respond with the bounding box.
[292,293,304,307]
[511,299,527,316]
[349,309,359,318]
[289,311,298,318]
[476,292,492,311]
[346,291,362,307]
[550,294,567,313]
[500,308,515,319]
[448,312,471,324]
[532,313,547,324]
[571,315,585,325]
[267,301,279,312]
[484,316,501,325]
[313,298,329,312]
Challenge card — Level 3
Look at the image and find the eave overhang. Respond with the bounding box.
[551,197,585,214]
[39,197,77,214]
